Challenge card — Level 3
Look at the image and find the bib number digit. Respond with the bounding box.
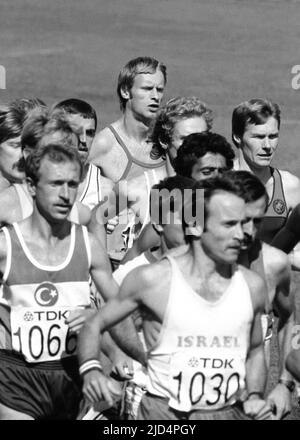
[225,372,240,402]
[189,372,205,405]
[47,324,61,357]
[206,373,223,406]
[65,328,77,355]
[29,325,44,360]
[174,371,240,408]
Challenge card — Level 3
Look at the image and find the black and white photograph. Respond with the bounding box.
[0,0,300,423]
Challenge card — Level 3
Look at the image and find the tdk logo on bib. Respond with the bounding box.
[34,282,59,307]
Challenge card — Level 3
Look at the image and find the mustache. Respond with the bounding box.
[14,157,26,172]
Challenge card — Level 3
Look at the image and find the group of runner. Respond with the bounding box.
[0,56,300,420]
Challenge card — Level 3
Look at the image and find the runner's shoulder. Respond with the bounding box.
[238,264,266,311]
[278,169,300,192]
[278,169,300,209]
[90,123,120,158]
[124,258,171,293]
[262,243,290,280]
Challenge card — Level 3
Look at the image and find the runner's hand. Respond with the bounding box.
[266,383,292,420]
[82,370,114,406]
[66,309,96,333]
[243,397,273,420]
[111,354,134,380]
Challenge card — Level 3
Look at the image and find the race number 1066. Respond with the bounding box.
[13,324,77,362]
[11,308,77,362]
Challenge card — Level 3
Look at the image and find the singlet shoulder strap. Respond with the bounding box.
[96,167,102,203]
[268,167,286,204]
[108,125,132,180]
[81,225,92,269]
[79,164,92,203]
[108,125,165,180]
[1,227,12,283]
[273,168,287,206]
[79,165,102,205]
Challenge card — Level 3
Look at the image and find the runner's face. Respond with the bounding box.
[239,117,279,169]
[242,196,267,249]
[201,192,245,264]
[33,158,81,222]
[126,70,165,121]
[0,136,25,183]
[191,153,228,181]
[66,115,96,163]
[168,117,208,161]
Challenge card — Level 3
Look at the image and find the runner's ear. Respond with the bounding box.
[232,133,242,148]
[120,86,130,100]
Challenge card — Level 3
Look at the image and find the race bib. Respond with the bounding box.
[169,350,243,412]
[11,306,78,362]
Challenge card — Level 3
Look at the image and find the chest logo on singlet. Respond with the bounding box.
[273,199,286,215]
[34,282,59,307]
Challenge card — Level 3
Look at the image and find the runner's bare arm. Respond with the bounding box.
[88,128,114,171]
[77,268,144,405]
[271,204,300,253]
[0,231,8,284]
[246,273,267,394]
[266,258,294,419]
[87,206,107,249]
[243,269,272,419]
[88,235,146,364]
[281,171,300,213]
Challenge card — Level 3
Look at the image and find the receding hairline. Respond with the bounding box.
[36,152,82,177]
[205,189,245,213]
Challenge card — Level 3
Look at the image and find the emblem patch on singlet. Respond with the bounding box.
[273,199,286,215]
[34,282,59,307]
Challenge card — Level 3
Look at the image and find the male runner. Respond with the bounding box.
[0,143,140,419]
[0,108,80,226]
[151,96,213,175]
[112,175,194,419]
[232,98,300,244]
[88,57,168,264]
[122,131,234,263]
[225,171,294,419]
[53,99,114,212]
[78,175,272,420]
[0,98,46,193]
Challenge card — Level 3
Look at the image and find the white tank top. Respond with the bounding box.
[147,256,254,412]
[113,251,156,388]
[13,183,33,219]
[79,164,102,210]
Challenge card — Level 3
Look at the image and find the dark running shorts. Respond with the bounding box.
[138,392,252,420]
[0,350,82,420]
